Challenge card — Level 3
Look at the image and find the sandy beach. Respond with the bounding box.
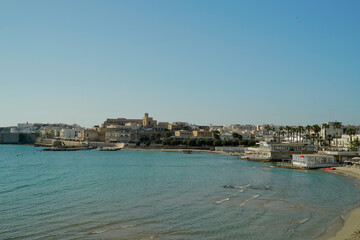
[327,166,360,240]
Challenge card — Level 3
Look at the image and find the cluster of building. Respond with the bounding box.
[1,114,359,168]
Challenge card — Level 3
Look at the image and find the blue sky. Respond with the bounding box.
[1,0,359,127]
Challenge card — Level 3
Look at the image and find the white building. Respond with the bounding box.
[331,134,360,151]
[60,128,80,140]
[10,123,38,133]
[292,154,336,169]
[320,122,343,138]
[105,131,132,142]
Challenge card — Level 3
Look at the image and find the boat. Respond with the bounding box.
[324,167,336,170]
[98,147,122,151]
[182,150,192,154]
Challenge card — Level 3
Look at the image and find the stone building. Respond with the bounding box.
[193,130,213,139]
[142,113,156,128]
[245,142,315,162]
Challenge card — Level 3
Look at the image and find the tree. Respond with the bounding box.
[297,126,304,142]
[264,125,272,131]
[280,130,286,142]
[349,137,360,151]
[162,138,172,146]
[312,125,321,149]
[171,138,182,146]
[325,134,334,150]
[232,132,243,140]
[285,126,291,142]
[322,123,329,137]
[213,139,222,146]
[186,138,197,147]
[196,139,206,147]
[346,128,356,142]
[212,131,220,140]
[139,135,149,143]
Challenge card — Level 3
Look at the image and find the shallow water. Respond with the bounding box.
[1,145,360,239]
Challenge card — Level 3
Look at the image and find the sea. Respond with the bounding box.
[1,145,360,240]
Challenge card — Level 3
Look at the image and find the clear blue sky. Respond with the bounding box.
[1,0,359,127]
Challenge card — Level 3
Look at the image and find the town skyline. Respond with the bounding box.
[0,111,359,129]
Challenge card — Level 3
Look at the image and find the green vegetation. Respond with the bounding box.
[349,137,360,151]
[161,138,256,147]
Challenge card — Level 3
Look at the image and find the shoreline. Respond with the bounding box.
[326,167,360,240]
[122,147,243,156]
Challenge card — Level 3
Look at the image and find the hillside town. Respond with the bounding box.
[1,113,360,168]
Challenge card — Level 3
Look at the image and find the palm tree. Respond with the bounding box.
[280,130,286,142]
[322,123,329,138]
[264,125,272,132]
[278,126,284,142]
[346,128,356,142]
[325,134,334,150]
[333,121,342,149]
[318,136,324,150]
[312,125,321,148]
[310,133,316,144]
[297,126,304,142]
[285,126,291,142]
[305,125,312,135]
[291,127,296,142]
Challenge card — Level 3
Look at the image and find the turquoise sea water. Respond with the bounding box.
[1,145,360,240]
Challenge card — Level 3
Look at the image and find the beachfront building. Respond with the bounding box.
[331,134,360,151]
[193,130,213,139]
[105,130,133,143]
[292,154,336,169]
[78,128,101,142]
[59,128,80,140]
[245,142,315,161]
[320,121,343,138]
[321,151,360,162]
[174,130,193,139]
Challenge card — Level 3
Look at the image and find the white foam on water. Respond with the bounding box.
[216,198,230,204]
[120,224,136,229]
[297,218,309,224]
[239,195,260,207]
[91,229,108,234]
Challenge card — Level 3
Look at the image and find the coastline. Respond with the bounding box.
[122,147,242,156]
[326,167,360,240]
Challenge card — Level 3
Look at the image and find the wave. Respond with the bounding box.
[91,224,136,235]
[297,218,309,224]
[238,195,260,207]
[92,229,108,234]
[215,198,230,204]
[223,184,251,189]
